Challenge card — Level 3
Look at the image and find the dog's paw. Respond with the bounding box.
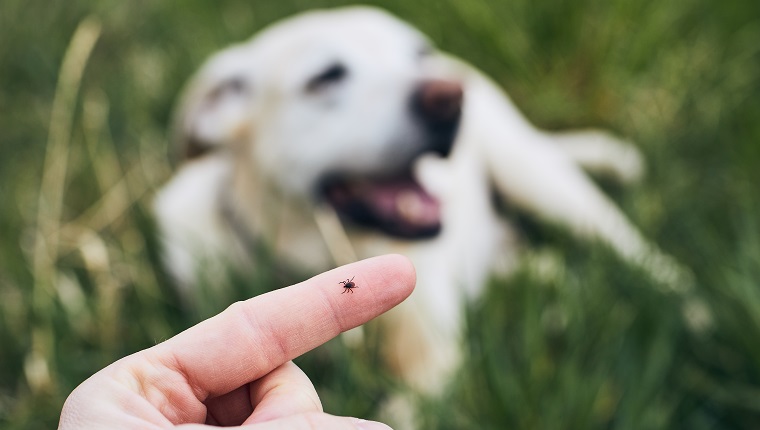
[550,130,646,184]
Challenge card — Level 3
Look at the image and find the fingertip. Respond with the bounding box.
[313,254,415,331]
[384,253,416,282]
[380,253,416,300]
[348,254,415,310]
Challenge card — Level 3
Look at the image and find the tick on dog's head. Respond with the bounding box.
[173,6,464,238]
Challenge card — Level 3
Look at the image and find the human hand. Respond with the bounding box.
[58,254,415,429]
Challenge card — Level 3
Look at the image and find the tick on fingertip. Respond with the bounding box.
[340,276,358,294]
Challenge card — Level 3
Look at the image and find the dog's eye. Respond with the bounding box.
[305,63,347,93]
[417,44,435,60]
[209,76,248,102]
[223,77,247,94]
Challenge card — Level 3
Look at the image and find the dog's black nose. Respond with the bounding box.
[411,79,463,157]
[413,79,463,124]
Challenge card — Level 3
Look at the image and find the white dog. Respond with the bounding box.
[154,6,690,395]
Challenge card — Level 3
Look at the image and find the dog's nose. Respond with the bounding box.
[411,79,463,158]
[413,79,463,124]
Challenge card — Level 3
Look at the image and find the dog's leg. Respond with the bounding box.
[153,155,245,293]
[461,73,693,291]
[381,299,461,393]
[543,129,645,184]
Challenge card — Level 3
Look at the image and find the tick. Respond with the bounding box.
[340,276,358,294]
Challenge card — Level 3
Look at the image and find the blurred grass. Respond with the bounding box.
[1,0,760,428]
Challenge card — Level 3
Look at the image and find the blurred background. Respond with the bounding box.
[2,0,760,428]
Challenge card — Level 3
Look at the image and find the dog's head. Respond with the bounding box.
[175,7,463,239]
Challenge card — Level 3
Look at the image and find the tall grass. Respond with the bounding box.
[1,0,759,428]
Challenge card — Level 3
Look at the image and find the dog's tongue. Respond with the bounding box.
[324,177,442,238]
[364,180,440,227]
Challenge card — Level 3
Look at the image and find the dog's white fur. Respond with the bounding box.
[155,6,690,394]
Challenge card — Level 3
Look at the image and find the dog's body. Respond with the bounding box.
[155,6,689,394]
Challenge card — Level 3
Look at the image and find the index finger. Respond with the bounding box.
[153,254,415,399]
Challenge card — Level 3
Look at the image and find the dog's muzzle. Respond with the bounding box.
[320,79,463,239]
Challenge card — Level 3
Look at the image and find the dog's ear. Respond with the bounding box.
[172,45,254,161]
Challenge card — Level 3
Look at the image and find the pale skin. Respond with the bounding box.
[58,254,415,430]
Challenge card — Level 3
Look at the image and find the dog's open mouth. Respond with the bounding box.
[316,78,464,239]
[320,173,441,239]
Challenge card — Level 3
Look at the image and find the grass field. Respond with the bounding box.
[2,0,760,428]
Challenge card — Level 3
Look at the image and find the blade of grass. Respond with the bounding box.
[28,17,101,394]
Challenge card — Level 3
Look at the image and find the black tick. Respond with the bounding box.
[340,276,358,294]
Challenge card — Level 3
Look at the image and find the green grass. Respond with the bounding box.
[2,0,760,428]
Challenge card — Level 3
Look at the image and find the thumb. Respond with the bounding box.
[177,413,392,429]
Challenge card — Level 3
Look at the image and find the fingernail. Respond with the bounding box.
[352,418,393,430]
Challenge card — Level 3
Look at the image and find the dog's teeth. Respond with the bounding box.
[396,191,424,222]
